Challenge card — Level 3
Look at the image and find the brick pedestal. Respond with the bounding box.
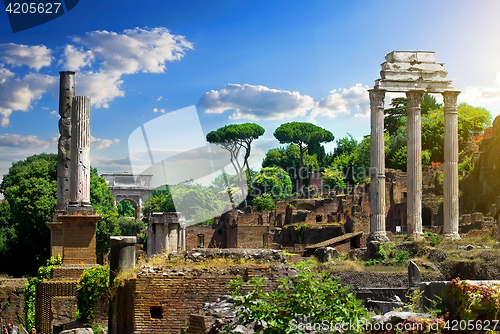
[58,213,101,265]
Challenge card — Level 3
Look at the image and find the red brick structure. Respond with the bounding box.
[115,265,289,333]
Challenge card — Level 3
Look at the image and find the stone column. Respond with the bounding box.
[443,91,461,239]
[368,89,389,242]
[69,96,92,208]
[57,71,75,211]
[406,90,424,239]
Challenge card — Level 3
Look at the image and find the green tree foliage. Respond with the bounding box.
[90,168,121,257]
[262,144,318,191]
[118,217,145,236]
[0,154,120,275]
[252,167,293,200]
[322,168,346,190]
[143,182,227,224]
[206,123,265,190]
[226,262,367,333]
[252,193,276,211]
[142,188,175,216]
[0,153,57,276]
[117,200,135,217]
[273,122,334,188]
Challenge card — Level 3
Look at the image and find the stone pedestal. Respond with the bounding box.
[443,91,461,239]
[406,91,424,239]
[47,221,63,259]
[368,89,389,242]
[57,214,101,265]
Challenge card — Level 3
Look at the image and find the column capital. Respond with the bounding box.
[368,89,386,107]
[405,90,425,106]
[442,91,461,111]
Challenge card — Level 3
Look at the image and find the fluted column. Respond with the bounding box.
[368,89,389,242]
[406,90,424,239]
[443,91,461,239]
[57,71,75,211]
[69,96,92,208]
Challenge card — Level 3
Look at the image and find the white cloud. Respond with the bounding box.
[0,43,52,70]
[313,84,370,119]
[63,44,94,71]
[0,68,57,126]
[153,107,166,113]
[91,136,120,149]
[198,83,314,120]
[76,72,124,108]
[157,96,163,101]
[458,72,500,117]
[72,27,193,76]
[0,133,56,148]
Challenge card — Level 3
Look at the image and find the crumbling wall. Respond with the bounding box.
[0,278,26,328]
[116,265,292,334]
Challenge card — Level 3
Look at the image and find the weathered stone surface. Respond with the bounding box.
[60,329,93,334]
[408,261,421,288]
[184,248,288,264]
[313,247,339,262]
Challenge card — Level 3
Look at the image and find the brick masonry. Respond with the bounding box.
[116,265,290,333]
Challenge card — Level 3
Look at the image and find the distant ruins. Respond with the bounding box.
[369,51,460,241]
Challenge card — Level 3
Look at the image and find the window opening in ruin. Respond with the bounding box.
[197,234,205,248]
[403,192,407,199]
[316,215,322,222]
[150,306,163,319]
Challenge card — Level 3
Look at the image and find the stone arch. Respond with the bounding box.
[117,198,139,220]
[101,173,153,220]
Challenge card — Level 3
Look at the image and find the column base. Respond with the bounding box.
[443,233,461,240]
[406,232,424,241]
[367,232,390,243]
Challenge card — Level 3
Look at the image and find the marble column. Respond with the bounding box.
[443,91,461,239]
[406,90,424,239]
[69,96,92,208]
[368,89,389,242]
[57,71,75,211]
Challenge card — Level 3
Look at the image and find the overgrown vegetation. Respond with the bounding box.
[76,266,110,323]
[23,255,62,328]
[226,261,366,333]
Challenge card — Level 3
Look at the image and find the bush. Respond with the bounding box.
[118,217,145,236]
[252,193,276,211]
[76,266,110,323]
[226,262,367,333]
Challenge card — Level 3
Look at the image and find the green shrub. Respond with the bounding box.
[226,262,367,333]
[253,193,276,211]
[76,266,110,323]
[23,255,62,328]
[390,250,410,266]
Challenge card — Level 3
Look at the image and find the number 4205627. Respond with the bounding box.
[5,2,62,14]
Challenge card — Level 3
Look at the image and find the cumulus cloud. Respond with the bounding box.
[458,72,500,114]
[91,136,120,149]
[71,27,193,76]
[312,84,370,119]
[0,67,57,126]
[198,83,314,120]
[0,43,52,70]
[0,133,56,148]
[76,72,124,108]
[63,44,94,71]
[153,107,166,113]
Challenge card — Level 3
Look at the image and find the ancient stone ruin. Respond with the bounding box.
[369,51,460,241]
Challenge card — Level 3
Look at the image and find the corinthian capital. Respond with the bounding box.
[369,89,386,108]
[406,90,424,108]
[442,91,460,109]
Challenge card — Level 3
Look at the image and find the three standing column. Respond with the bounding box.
[443,91,461,239]
[406,91,424,239]
[369,89,389,242]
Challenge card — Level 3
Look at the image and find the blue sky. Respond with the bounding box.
[1,0,500,190]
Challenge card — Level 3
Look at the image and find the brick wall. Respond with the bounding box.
[116,265,288,333]
[236,226,269,248]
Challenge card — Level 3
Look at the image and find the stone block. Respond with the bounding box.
[408,261,421,288]
[471,212,483,224]
[313,247,339,262]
